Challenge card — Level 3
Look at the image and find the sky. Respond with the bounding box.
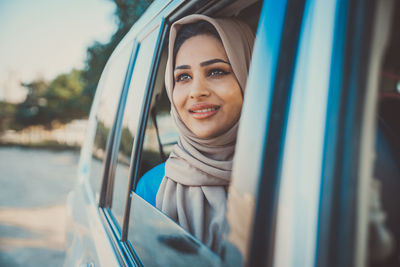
[0,0,117,83]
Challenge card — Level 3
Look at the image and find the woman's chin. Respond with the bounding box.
[191,126,227,139]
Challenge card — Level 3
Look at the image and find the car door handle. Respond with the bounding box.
[80,263,95,267]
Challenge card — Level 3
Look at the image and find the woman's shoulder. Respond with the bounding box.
[136,162,165,207]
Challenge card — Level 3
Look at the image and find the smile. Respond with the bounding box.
[191,107,218,113]
[189,104,220,119]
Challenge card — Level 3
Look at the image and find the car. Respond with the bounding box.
[64,0,400,266]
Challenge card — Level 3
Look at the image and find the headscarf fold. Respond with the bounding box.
[156,14,254,253]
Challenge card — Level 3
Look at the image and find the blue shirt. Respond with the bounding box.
[136,162,165,207]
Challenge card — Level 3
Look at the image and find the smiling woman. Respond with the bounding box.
[173,34,243,138]
[136,14,254,253]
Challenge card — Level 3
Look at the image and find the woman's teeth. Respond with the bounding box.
[192,107,218,113]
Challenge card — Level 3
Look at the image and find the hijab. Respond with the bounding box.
[156,14,254,253]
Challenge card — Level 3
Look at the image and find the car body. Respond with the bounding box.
[64,0,400,266]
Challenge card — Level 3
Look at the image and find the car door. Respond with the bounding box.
[224,0,398,267]
[64,20,138,267]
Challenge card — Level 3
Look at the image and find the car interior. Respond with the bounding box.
[371,2,400,266]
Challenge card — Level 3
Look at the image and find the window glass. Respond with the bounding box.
[127,59,182,262]
[127,194,221,266]
[89,40,134,202]
[110,28,160,226]
[137,88,178,178]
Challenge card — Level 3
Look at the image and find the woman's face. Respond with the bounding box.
[173,34,243,139]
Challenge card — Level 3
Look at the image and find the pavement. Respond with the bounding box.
[0,147,79,267]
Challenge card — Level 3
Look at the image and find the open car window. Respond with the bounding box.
[89,39,135,202]
[107,27,161,228]
[122,1,263,264]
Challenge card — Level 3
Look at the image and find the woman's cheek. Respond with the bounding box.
[172,87,186,113]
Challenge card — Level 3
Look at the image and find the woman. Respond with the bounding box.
[137,14,254,253]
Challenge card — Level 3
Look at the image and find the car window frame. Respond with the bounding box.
[94,19,167,266]
[220,0,307,265]
[98,42,140,210]
[92,40,141,267]
[316,0,396,266]
[250,0,307,265]
[83,37,138,205]
[119,19,167,241]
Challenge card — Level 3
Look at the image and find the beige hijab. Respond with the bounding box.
[156,14,254,253]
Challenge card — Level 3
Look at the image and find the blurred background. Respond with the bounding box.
[0,0,152,265]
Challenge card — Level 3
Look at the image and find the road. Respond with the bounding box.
[0,147,79,267]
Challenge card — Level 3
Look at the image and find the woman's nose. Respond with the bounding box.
[189,77,210,99]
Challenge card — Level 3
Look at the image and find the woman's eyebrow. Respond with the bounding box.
[175,64,190,70]
[174,58,230,71]
[200,58,230,67]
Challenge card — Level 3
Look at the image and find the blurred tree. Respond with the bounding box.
[13,79,50,128]
[0,101,17,133]
[82,0,153,99]
[14,70,89,128]
[44,69,90,123]
[11,0,154,130]
[94,121,110,154]
[120,126,134,157]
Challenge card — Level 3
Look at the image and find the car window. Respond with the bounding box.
[137,87,178,181]
[125,3,264,264]
[128,193,221,266]
[125,27,220,265]
[109,27,160,226]
[89,39,135,202]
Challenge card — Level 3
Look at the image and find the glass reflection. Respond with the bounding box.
[111,29,160,225]
[89,40,135,201]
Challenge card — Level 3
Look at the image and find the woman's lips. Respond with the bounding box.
[189,103,220,119]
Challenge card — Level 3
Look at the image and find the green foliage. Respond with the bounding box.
[0,102,17,115]
[114,0,152,32]
[94,121,110,151]
[44,69,90,123]
[119,127,134,157]
[82,0,153,100]
[13,79,50,128]
[46,69,83,100]
[7,1,154,132]
[14,70,90,128]
[0,101,17,133]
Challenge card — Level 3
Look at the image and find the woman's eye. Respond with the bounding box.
[176,73,191,82]
[208,69,229,77]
